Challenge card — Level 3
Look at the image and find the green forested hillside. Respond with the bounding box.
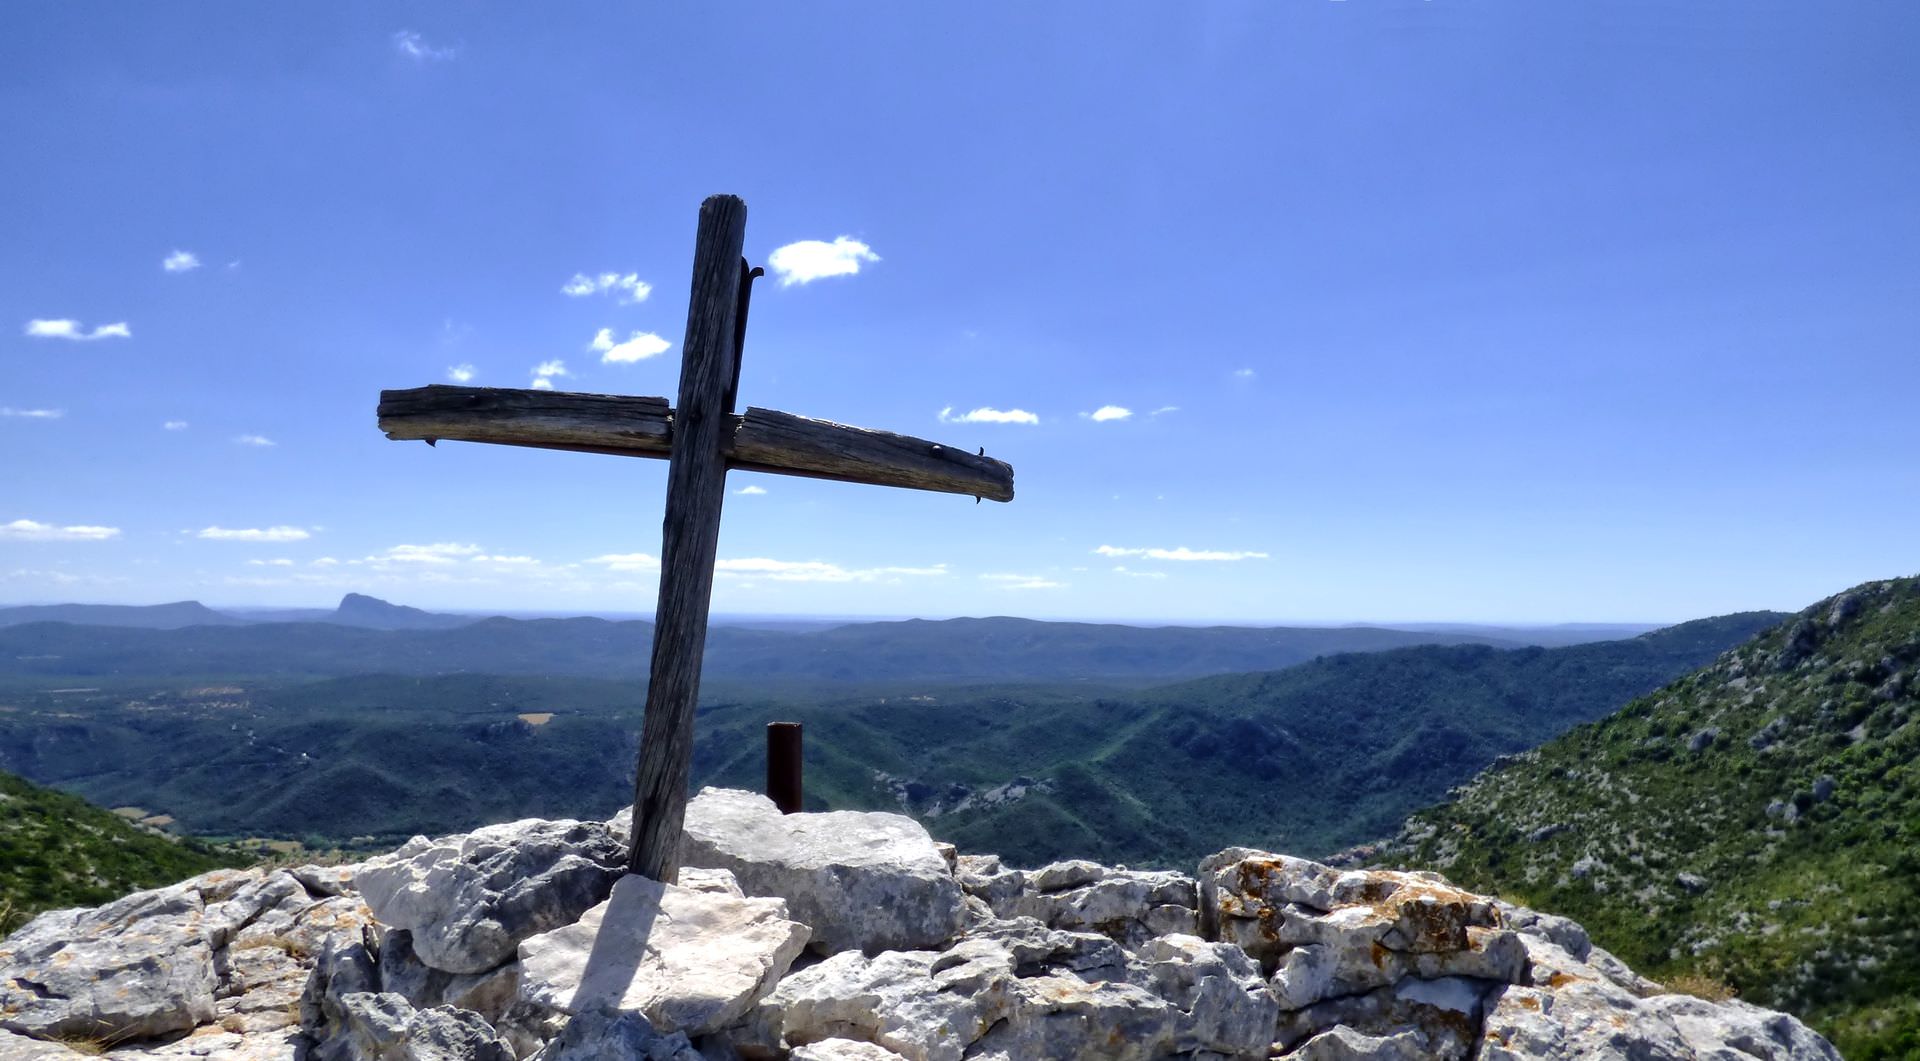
[0,610,1777,870]
[1387,577,1920,1058]
[0,770,242,934]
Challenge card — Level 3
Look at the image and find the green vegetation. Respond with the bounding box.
[1389,576,1920,1058]
[0,611,1775,871]
[0,769,244,934]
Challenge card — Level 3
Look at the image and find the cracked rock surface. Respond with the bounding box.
[0,788,1840,1059]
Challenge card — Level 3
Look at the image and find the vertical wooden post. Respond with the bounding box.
[767,721,803,814]
[627,195,748,882]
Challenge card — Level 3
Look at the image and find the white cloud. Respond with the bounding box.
[939,405,1039,425]
[535,360,568,378]
[25,319,130,341]
[234,434,276,447]
[736,485,767,496]
[562,272,651,303]
[1,408,63,419]
[162,250,201,273]
[1232,368,1256,379]
[1150,406,1180,417]
[589,329,672,364]
[1112,565,1169,579]
[446,363,476,383]
[312,557,341,567]
[0,519,121,542]
[531,378,554,391]
[198,526,311,543]
[1085,405,1131,422]
[246,558,295,567]
[979,573,1065,590]
[588,552,661,573]
[1094,545,1269,562]
[386,542,483,564]
[768,237,879,286]
[714,558,947,583]
[392,29,456,61]
[163,420,189,431]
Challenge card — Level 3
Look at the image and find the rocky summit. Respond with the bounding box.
[0,788,1837,1060]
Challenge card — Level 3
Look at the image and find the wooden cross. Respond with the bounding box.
[375,194,1014,881]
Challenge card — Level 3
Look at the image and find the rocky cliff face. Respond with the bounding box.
[0,787,1837,1060]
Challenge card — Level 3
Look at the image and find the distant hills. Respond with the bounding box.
[0,593,482,633]
[1383,577,1920,1058]
[0,609,1782,866]
[0,594,1689,685]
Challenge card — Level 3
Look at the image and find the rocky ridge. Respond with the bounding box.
[1,787,1837,1060]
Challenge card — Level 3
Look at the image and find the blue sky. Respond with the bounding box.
[2,2,1915,623]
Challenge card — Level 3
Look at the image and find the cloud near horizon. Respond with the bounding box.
[768,237,879,286]
[979,572,1065,590]
[198,526,311,542]
[446,364,476,383]
[25,319,130,341]
[1095,545,1269,562]
[1,519,121,542]
[940,405,1039,425]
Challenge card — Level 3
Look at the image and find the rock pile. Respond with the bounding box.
[1,788,1840,1059]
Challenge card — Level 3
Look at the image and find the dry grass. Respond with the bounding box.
[1664,970,1739,1002]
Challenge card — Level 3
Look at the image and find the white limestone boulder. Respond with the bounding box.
[529,1008,704,1061]
[996,864,1199,946]
[0,876,224,1041]
[517,872,808,1037]
[675,788,965,954]
[353,818,626,974]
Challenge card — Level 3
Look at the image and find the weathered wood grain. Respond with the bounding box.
[378,386,1015,502]
[627,194,748,883]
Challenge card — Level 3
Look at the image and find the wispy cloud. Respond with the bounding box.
[979,573,1065,590]
[234,434,276,447]
[1232,368,1256,380]
[1094,545,1269,562]
[562,272,651,303]
[589,329,672,364]
[162,250,201,273]
[768,237,879,286]
[392,29,456,61]
[939,405,1039,425]
[446,364,476,384]
[735,485,767,496]
[713,558,948,583]
[163,420,189,431]
[1112,565,1169,579]
[531,360,569,390]
[1083,405,1131,422]
[1,408,63,420]
[198,526,310,542]
[25,319,130,341]
[0,519,120,542]
[386,542,483,564]
[588,552,661,573]
[1150,406,1179,417]
[246,558,295,567]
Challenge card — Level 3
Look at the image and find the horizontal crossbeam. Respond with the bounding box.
[377,384,1015,502]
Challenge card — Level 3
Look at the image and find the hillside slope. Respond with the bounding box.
[0,770,241,934]
[1384,577,1920,1058]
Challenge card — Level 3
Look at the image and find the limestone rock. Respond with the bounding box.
[354,818,626,974]
[332,991,515,1061]
[791,1038,910,1060]
[375,929,519,1023]
[1130,934,1278,1057]
[677,788,965,954]
[0,877,220,1041]
[517,872,807,1037]
[531,1008,704,1061]
[994,866,1199,947]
